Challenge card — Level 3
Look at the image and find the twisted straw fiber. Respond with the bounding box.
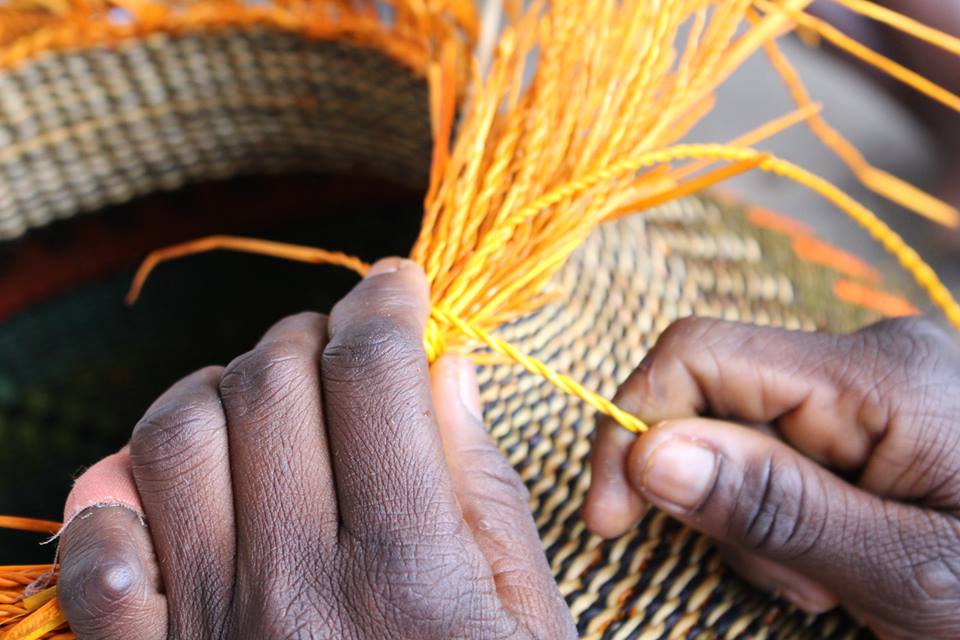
[0,14,909,640]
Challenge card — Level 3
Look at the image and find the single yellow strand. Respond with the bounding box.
[0,516,61,535]
[828,0,960,56]
[126,236,370,304]
[431,307,648,433]
[0,565,55,573]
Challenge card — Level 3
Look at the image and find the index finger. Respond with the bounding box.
[584,316,960,537]
[321,258,462,543]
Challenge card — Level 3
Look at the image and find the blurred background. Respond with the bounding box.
[693,0,960,306]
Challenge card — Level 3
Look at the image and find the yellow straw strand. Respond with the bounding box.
[753,13,960,227]
[1,598,68,640]
[126,236,370,304]
[430,307,649,433]
[123,236,651,433]
[828,0,960,57]
[758,0,960,112]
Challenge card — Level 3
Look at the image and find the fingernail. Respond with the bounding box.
[780,584,838,614]
[365,257,416,279]
[455,357,484,424]
[636,437,717,511]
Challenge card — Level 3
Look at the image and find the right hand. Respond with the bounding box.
[584,317,960,639]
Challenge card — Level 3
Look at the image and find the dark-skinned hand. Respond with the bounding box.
[584,316,960,639]
[57,258,576,640]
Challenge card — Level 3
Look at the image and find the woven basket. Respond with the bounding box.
[0,22,906,640]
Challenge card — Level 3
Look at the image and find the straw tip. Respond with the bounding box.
[124,287,141,306]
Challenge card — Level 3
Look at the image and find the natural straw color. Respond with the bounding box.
[3,0,960,637]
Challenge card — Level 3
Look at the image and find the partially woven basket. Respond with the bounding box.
[0,31,432,240]
[1,1,955,638]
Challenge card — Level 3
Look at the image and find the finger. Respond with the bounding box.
[218,312,338,590]
[616,317,880,466]
[586,316,960,537]
[63,447,142,525]
[59,507,166,640]
[716,544,837,615]
[129,366,234,637]
[432,355,576,639]
[583,418,649,538]
[322,258,462,542]
[626,418,960,635]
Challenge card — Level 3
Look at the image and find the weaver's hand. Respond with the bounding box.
[57,259,575,640]
[583,317,960,639]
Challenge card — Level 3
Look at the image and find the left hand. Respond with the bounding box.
[57,258,576,640]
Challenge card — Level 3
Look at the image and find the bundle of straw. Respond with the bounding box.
[3,0,960,637]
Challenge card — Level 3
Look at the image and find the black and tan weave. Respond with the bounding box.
[0,30,431,240]
[0,28,889,639]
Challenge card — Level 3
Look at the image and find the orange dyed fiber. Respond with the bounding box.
[5,0,960,636]
[0,0,477,79]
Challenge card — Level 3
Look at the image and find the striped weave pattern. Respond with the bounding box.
[0,31,431,239]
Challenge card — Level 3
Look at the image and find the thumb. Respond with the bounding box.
[58,449,166,639]
[59,507,167,640]
[432,355,576,640]
[626,418,960,636]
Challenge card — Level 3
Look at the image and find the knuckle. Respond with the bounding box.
[866,316,949,344]
[365,541,486,636]
[856,317,951,374]
[275,310,327,332]
[130,373,224,475]
[459,446,530,507]
[873,513,960,632]
[911,556,960,606]
[658,316,724,351]
[626,317,727,407]
[840,319,960,423]
[220,340,313,419]
[724,453,818,556]
[238,575,333,640]
[323,315,424,385]
[85,560,141,610]
[60,554,145,630]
